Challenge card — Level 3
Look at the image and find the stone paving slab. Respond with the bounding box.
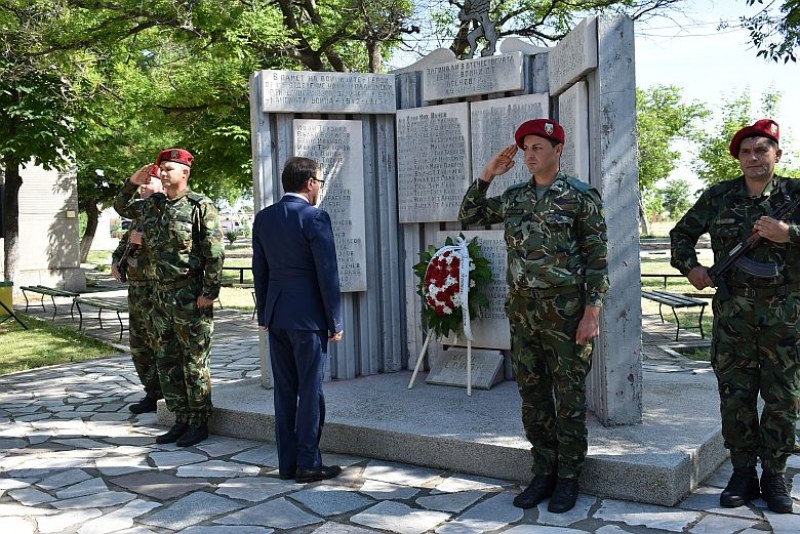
[3,304,800,532]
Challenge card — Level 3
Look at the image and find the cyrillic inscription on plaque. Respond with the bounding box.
[470,94,550,195]
[294,119,367,292]
[422,52,525,101]
[261,70,396,114]
[438,230,510,350]
[426,348,504,390]
[397,102,471,223]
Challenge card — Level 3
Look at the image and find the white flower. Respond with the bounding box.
[441,305,453,315]
[444,276,458,288]
[427,284,439,298]
[452,293,462,307]
[469,260,476,271]
[469,279,476,288]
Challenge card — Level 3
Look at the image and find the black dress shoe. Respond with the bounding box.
[295,465,342,483]
[548,477,580,513]
[155,422,188,444]
[513,474,556,509]
[720,468,760,508]
[176,424,209,447]
[278,471,296,480]
[129,396,158,414]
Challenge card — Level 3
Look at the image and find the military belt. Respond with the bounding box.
[727,283,800,299]
[513,285,582,298]
[156,277,197,291]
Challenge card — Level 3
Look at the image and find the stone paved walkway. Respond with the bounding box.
[2,295,800,532]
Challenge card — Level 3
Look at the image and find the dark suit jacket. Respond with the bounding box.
[252,195,343,335]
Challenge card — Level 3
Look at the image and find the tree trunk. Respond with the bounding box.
[3,161,22,282]
[638,195,650,236]
[367,39,382,73]
[79,201,99,263]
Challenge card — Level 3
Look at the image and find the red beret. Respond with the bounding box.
[157,148,194,167]
[729,119,779,158]
[514,119,565,148]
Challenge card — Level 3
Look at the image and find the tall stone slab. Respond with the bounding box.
[585,16,642,425]
[558,81,590,182]
[548,17,598,96]
[293,119,368,292]
[396,103,471,223]
[469,94,550,194]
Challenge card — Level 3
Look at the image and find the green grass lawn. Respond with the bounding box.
[0,314,119,375]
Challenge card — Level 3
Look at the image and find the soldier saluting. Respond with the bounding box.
[459,119,609,513]
[115,148,225,447]
[671,119,800,514]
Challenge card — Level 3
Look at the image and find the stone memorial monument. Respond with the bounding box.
[250,14,641,426]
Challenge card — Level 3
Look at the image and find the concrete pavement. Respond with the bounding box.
[2,296,800,532]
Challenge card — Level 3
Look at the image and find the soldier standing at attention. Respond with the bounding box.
[459,119,609,513]
[111,177,164,414]
[115,148,225,447]
[671,119,799,514]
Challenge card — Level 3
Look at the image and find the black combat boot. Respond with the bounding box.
[176,423,209,447]
[720,468,760,508]
[548,477,580,513]
[155,422,188,444]
[128,396,158,414]
[513,474,556,509]
[760,471,793,513]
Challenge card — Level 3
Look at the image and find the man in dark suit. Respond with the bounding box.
[252,156,344,483]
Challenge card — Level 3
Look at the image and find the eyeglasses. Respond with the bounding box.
[313,177,326,186]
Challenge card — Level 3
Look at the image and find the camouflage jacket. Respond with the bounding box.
[671,175,800,287]
[111,224,156,282]
[114,181,225,299]
[459,171,609,307]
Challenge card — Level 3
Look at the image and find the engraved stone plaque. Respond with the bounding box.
[422,52,525,101]
[547,17,598,96]
[438,230,510,350]
[261,70,396,114]
[294,119,367,292]
[558,80,590,182]
[426,347,504,390]
[397,103,471,223]
[470,94,550,195]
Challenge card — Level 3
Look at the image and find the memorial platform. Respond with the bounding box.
[158,366,725,507]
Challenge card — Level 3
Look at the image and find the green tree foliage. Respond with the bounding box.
[636,86,709,193]
[1,0,415,266]
[739,0,800,62]
[0,2,81,279]
[659,178,692,219]
[635,86,707,230]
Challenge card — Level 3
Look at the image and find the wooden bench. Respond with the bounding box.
[20,285,79,319]
[74,297,129,341]
[642,290,707,341]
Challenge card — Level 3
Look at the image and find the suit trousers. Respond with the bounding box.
[269,328,328,474]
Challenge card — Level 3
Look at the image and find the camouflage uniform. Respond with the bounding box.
[115,182,225,426]
[671,175,800,474]
[459,171,609,479]
[112,223,161,400]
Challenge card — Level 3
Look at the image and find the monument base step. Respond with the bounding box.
[157,369,726,506]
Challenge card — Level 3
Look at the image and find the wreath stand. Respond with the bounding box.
[407,330,473,396]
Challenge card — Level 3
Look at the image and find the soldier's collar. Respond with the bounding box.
[167,188,193,202]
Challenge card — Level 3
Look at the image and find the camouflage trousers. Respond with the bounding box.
[128,284,162,399]
[712,290,800,474]
[152,282,214,426]
[506,289,593,479]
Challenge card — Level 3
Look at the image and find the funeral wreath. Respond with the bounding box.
[413,234,492,339]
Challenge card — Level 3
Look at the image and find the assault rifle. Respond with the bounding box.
[708,193,800,300]
[116,240,133,283]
